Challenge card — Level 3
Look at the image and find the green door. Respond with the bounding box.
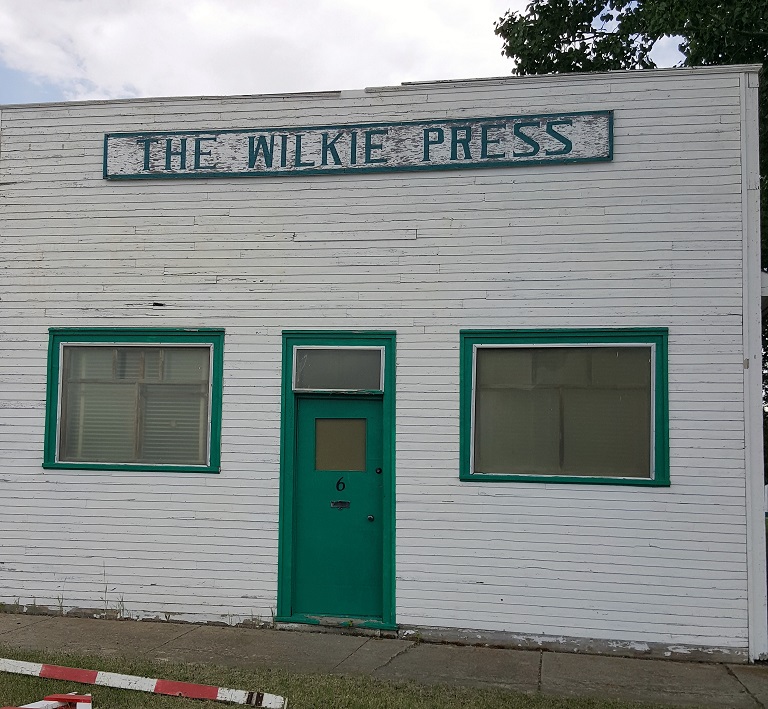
[293,396,384,619]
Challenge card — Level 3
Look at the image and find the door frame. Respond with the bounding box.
[276,331,396,629]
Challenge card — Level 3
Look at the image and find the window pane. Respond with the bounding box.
[476,347,533,388]
[116,348,141,380]
[141,384,208,464]
[475,387,560,474]
[591,347,651,387]
[563,388,650,476]
[295,348,382,390]
[60,382,136,463]
[58,344,211,466]
[65,347,113,379]
[315,418,366,471]
[164,348,210,382]
[474,346,652,478]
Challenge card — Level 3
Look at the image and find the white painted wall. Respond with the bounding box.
[0,66,763,657]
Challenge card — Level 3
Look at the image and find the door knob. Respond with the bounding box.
[367,515,375,522]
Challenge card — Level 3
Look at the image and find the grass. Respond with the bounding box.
[0,647,684,709]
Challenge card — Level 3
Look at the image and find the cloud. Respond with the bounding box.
[649,35,685,68]
[0,0,523,101]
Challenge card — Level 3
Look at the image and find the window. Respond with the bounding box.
[460,329,669,485]
[44,328,224,472]
[293,347,384,391]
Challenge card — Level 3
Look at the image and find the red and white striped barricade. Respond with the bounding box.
[0,659,286,707]
[1,693,91,709]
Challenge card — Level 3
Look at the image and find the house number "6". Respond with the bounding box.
[336,477,346,492]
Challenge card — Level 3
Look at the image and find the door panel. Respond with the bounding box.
[293,396,384,619]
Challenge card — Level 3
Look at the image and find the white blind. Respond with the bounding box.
[59,346,211,465]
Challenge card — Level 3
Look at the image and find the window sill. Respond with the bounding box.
[460,472,670,486]
[42,462,220,474]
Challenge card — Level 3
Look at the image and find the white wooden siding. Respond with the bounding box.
[0,66,760,653]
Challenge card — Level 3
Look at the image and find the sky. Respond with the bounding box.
[0,0,684,106]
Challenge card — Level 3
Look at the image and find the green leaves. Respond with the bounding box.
[495,1,655,74]
[638,0,767,66]
[495,0,767,74]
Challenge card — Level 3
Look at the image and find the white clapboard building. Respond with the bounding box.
[0,64,765,661]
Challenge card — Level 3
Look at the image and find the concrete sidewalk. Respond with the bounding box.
[1,613,767,708]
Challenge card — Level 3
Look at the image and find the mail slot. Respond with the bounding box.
[330,500,351,509]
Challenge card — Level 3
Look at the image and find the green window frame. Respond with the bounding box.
[43,328,224,473]
[460,328,669,486]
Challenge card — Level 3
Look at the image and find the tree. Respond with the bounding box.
[495,0,767,264]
